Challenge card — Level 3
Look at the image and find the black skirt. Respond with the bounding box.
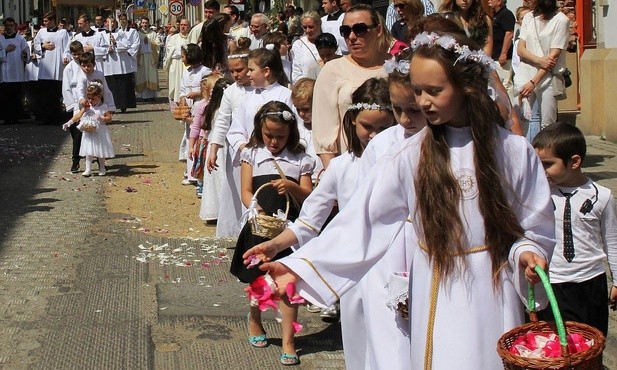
[229,174,300,283]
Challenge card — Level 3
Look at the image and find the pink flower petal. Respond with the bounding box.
[247,255,260,269]
[292,321,303,334]
[285,283,306,304]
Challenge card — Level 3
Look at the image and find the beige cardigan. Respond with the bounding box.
[311,56,387,155]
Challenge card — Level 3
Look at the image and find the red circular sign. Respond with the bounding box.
[169,1,184,16]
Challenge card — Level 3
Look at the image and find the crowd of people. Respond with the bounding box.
[1,0,615,368]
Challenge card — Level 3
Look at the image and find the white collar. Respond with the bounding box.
[254,146,296,166]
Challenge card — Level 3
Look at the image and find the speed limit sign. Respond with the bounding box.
[169,0,184,16]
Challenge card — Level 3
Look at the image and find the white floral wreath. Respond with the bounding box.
[89,81,103,89]
[227,53,249,59]
[384,58,411,75]
[410,32,496,74]
[347,102,392,112]
[262,110,294,121]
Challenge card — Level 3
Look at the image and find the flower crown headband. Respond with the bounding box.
[384,58,410,75]
[410,32,495,74]
[261,110,294,121]
[347,102,392,112]
[227,53,249,59]
[88,81,103,89]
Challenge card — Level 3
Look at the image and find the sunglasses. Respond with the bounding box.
[393,3,406,9]
[339,23,376,39]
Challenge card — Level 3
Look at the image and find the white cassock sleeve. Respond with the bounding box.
[94,33,109,59]
[287,161,339,247]
[279,155,410,306]
[507,140,556,310]
[209,86,234,147]
[227,101,250,166]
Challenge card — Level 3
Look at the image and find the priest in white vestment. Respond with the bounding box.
[135,17,159,101]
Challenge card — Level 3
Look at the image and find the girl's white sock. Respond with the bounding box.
[85,156,93,172]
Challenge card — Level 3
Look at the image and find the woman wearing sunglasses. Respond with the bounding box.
[311,3,391,169]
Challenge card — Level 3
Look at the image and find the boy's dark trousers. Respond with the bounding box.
[536,272,609,336]
[69,122,82,168]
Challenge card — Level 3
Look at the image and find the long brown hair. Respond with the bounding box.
[439,0,490,47]
[412,33,523,285]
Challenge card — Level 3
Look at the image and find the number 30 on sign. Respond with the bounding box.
[169,1,184,16]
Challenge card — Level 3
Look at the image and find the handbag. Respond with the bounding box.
[563,67,572,88]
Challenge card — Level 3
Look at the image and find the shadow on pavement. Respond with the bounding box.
[585,154,616,169]
[111,163,159,177]
[0,122,68,248]
[114,119,154,125]
[120,108,169,114]
[587,171,617,182]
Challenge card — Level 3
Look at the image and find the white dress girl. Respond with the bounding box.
[79,102,115,159]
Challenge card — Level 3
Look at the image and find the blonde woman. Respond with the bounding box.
[290,11,323,84]
[312,4,391,168]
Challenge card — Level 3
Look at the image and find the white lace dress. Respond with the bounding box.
[78,103,115,158]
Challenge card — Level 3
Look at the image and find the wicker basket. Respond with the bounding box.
[79,121,98,133]
[172,100,190,120]
[249,183,290,239]
[497,266,605,370]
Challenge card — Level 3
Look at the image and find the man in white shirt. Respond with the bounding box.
[248,13,269,50]
[320,0,347,54]
[104,14,139,112]
[188,0,220,44]
[93,15,106,32]
[32,12,71,124]
[72,14,109,74]
[0,18,29,124]
[223,5,248,42]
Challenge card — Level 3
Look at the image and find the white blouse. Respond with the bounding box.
[227,82,294,165]
[290,36,320,84]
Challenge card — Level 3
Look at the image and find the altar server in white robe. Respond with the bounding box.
[135,17,159,101]
[206,51,253,238]
[0,18,29,124]
[72,14,109,75]
[32,12,71,124]
[103,14,138,112]
[226,48,293,167]
[321,0,347,54]
[164,17,190,103]
[259,32,556,370]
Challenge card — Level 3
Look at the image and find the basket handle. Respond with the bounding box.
[527,265,570,361]
[252,182,290,219]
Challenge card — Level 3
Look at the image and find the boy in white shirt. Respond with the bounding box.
[61,41,85,173]
[533,123,617,336]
